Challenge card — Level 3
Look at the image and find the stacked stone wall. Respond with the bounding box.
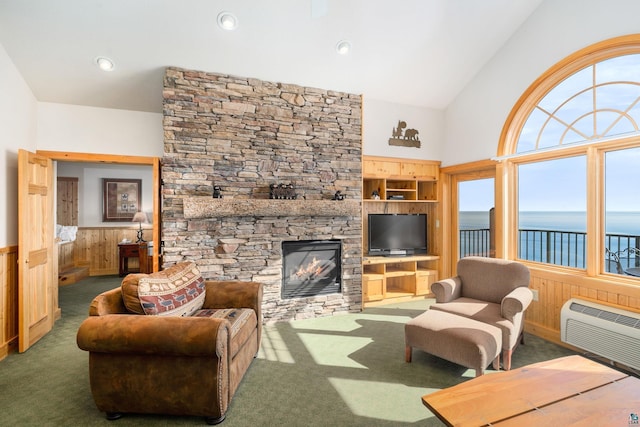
[162,67,362,322]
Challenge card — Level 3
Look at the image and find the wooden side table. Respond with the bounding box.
[118,242,149,276]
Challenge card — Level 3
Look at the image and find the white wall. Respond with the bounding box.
[37,103,163,157]
[0,42,37,247]
[443,0,640,166]
[56,162,153,227]
[363,98,444,160]
[0,40,163,246]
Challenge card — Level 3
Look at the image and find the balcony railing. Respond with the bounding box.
[605,233,640,271]
[459,228,640,273]
[459,228,492,258]
[519,229,587,268]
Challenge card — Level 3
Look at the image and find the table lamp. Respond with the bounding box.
[132,211,148,243]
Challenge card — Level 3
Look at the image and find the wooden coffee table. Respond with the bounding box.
[422,355,640,426]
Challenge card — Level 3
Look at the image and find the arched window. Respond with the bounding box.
[499,35,640,278]
[517,54,640,153]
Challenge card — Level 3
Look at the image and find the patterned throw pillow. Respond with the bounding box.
[136,261,206,316]
[121,273,149,314]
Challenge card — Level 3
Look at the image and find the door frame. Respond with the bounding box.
[440,159,499,276]
[36,151,162,272]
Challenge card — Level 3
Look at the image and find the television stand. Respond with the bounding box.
[362,254,439,306]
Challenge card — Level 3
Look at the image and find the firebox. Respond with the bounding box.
[282,240,342,299]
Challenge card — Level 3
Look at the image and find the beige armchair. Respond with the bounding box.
[430,256,532,370]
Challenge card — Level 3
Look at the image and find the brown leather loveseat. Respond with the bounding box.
[76,262,263,425]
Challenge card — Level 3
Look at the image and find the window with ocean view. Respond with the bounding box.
[517,157,586,268]
[499,38,640,279]
[605,147,640,276]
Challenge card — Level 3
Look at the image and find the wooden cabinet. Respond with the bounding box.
[363,273,385,301]
[363,162,438,203]
[362,156,441,306]
[362,255,439,304]
[118,242,151,276]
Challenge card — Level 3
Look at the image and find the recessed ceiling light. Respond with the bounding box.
[95,56,114,71]
[336,40,351,55]
[217,11,238,31]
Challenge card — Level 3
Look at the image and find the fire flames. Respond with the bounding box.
[295,257,322,278]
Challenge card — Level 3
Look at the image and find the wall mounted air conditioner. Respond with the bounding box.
[561,298,640,371]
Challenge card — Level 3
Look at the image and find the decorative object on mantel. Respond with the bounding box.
[212,185,223,198]
[332,191,345,201]
[269,183,297,199]
[389,120,421,148]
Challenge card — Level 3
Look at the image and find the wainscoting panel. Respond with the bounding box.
[524,265,640,346]
[74,227,144,276]
[0,246,18,361]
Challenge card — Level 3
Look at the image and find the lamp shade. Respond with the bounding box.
[132,211,147,223]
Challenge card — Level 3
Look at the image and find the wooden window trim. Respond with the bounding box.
[498,34,640,278]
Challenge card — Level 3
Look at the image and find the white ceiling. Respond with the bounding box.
[0,0,543,113]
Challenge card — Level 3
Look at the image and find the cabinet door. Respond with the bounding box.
[401,162,438,179]
[363,275,385,301]
[415,271,437,295]
[364,160,401,177]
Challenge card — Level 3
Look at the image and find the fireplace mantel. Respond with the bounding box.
[183,197,361,219]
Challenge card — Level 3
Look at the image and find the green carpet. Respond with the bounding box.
[0,276,576,426]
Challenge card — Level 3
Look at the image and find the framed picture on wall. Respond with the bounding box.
[102,178,142,222]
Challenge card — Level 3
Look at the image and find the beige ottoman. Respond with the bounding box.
[405,309,502,376]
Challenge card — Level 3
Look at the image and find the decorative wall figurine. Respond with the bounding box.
[392,120,406,138]
[388,119,421,148]
[212,185,223,198]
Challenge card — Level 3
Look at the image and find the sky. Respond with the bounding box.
[458,146,640,212]
[459,178,494,211]
[458,53,640,213]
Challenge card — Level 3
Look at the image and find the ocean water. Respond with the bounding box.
[459,211,640,268]
[459,211,640,236]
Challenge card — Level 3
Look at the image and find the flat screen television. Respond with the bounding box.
[368,213,427,256]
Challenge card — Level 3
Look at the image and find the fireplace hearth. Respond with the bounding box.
[282,240,342,299]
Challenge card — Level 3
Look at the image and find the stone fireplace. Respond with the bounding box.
[162,67,362,322]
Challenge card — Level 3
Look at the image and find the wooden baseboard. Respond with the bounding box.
[0,337,18,361]
[90,268,119,276]
[524,320,582,352]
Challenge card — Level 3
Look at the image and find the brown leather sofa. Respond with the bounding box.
[77,279,263,425]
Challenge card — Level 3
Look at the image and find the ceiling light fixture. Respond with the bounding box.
[95,56,114,71]
[336,40,351,55]
[217,11,238,30]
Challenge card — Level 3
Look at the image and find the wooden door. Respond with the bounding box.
[18,150,57,352]
[56,177,79,225]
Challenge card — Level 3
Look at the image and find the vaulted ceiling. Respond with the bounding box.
[0,0,543,113]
